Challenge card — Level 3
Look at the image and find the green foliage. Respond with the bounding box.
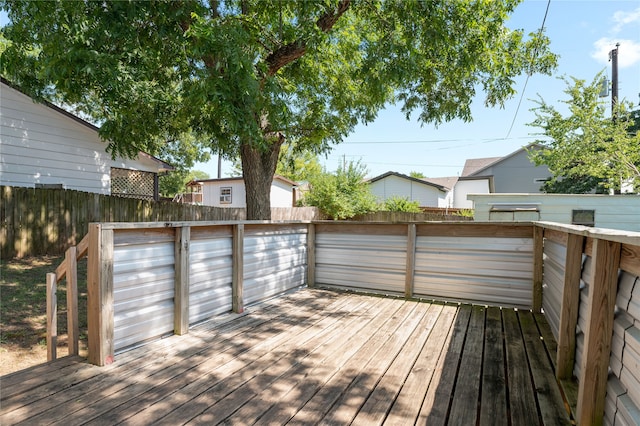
[409,171,425,178]
[160,169,209,199]
[302,160,378,220]
[382,196,422,213]
[454,209,475,218]
[529,73,640,193]
[1,0,557,218]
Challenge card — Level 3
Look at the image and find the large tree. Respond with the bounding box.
[529,74,640,193]
[1,0,556,219]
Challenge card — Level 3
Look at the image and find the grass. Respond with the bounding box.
[0,255,88,374]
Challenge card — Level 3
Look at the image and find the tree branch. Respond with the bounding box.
[265,0,351,76]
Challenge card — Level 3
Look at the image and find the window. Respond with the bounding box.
[572,209,595,227]
[220,187,232,204]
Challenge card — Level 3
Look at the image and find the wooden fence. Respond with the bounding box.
[1,186,469,259]
[0,186,323,258]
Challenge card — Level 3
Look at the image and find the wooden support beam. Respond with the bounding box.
[307,224,316,288]
[405,224,416,299]
[232,224,244,314]
[87,224,115,366]
[532,226,544,313]
[576,238,621,425]
[46,272,57,362]
[174,226,190,335]
[66,246,79,356]
[556,233,585,379]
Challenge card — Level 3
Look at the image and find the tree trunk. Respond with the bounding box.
[240,136,283,220]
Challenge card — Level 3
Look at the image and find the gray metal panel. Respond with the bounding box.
[315,233,406,295]
[112,242,175,351]
[189,237,233,324]
[413,236,533,307]
[542,240,565,339]
[243,232,308,305]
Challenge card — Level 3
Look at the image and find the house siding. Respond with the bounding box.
[369,175,443,207]
[0,82,161,194]
[201,180,247,208]
[479,149,551,193]
[469,193,640,232]
[454,179,490,209]
[200,178,294,208]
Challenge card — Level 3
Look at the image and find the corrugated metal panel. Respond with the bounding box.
[315,233,406,294]
[413,236,533,307]
[243,231,307,305]
[573,256,592,379]
[113,242,175,351]
[542,239,567,340]
[607,375,627,426]
[604,270,640,424]
[189,237,233,324]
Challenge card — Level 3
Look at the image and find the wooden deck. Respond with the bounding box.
[1,289,572,425]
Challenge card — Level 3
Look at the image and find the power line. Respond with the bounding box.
[342,136,532,145]
[504,0,552,139]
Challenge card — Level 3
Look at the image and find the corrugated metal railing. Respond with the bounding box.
[47,219,640,425]
[537,221,640,425]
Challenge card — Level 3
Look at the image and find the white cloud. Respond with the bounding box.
[591,38,640,68]
[611,7,640,33]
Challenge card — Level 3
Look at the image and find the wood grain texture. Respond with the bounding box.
[1,290,571,425]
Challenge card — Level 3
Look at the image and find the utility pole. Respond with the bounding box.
[609,43,619,118]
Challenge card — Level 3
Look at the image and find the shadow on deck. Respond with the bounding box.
[1,289,573,425]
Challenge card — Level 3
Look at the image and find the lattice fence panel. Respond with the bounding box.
[111,168,155,200]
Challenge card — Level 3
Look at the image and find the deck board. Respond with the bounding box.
[1,289,572,425]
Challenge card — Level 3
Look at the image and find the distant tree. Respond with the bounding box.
[382,196,422,213]
[409,171,426,179]
[302,160,378,220]
[2,0,556,219]
[160,169,209,199]
[529,73,640,193]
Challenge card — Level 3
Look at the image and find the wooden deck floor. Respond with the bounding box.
[1,289,572,425]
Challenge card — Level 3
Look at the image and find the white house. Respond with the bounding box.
[368,171,449,208]
[0,78,172,200]
[187,175,298,208]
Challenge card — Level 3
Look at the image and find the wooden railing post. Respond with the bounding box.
[532,225,544,313]
[405,223,416,299]
[66,246,79,356]
[174,226,190,335]
[576,238,621,425]
[46,272,57,361]
[556,233,585,379]
[87,224,115,366]
[307,223,316,288]
[232,224,244,314]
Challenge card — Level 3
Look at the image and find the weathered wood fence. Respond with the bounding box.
[0,186,322,258]
[1,186,468,259]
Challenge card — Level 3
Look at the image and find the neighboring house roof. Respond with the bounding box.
[422,176,458,191]
[461,144,541,177]
[367,171,447,192]
[188,175,298,187]
[461,156,502,176]
[0,77,174,172]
